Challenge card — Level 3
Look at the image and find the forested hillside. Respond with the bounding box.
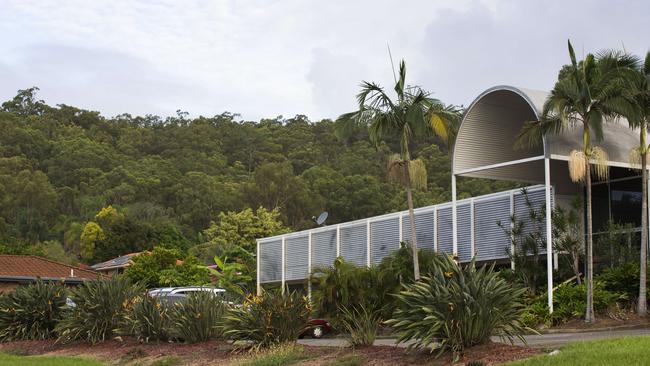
[0,88,515,265]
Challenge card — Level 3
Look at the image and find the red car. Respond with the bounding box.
[300,318,333,339]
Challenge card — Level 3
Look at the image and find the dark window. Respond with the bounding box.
[590,183,610,232]
[610,177,642,227]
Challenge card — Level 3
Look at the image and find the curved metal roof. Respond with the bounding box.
[453,85,639,184]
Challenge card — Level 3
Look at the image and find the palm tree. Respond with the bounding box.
[624,52,650,316]
[517,41,637,322]
[336,60,459,280]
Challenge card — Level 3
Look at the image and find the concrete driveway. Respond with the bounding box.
[298,327,650,349]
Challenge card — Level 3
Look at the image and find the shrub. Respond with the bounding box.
[169,290,227,343]
[120,293,171,343]
[224,290,310,348]
[387,255,528,357]
[239,343,309,366]
[338,305,381,347]
[311,245,440,321]
[523,281,625,327]
[597,262,648,304]
[0,280,67,341]
[56,276,142,344]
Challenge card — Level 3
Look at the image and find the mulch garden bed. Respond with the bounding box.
[0,339,540,365]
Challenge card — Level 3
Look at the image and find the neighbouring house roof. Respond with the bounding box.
[0,255,102,284]
[91,252,141,272]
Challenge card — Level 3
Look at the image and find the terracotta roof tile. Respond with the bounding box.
[0,255,101,280]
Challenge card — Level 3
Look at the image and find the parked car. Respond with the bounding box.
[300,318,333,339]
[148,286,227,305]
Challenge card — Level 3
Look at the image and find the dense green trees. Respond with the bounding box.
[0,87,509,265]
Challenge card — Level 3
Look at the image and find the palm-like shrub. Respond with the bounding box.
[224,290,310,348]
[387,255,528,357]
[169,290,228,343]
[56,276,142,344]
[0,280,67,341]
[120,294,171,343]
[338,305,381,347]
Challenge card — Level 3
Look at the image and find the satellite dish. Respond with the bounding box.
[313,211,328,226]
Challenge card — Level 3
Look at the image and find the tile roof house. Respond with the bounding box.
[0,255,102,293]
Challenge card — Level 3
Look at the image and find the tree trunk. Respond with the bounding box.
[639,150,647,316]
[406,183,420,281]
[585,162,596,323]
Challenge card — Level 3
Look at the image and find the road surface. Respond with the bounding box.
[299,327,650,349]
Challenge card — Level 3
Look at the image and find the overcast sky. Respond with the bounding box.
[1,0,648,121]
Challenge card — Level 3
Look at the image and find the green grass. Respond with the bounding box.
[507,336,650,365]
[323,355,363,366]
[239,344,311,366]
[0,353,103,366]
[150,356,183,366]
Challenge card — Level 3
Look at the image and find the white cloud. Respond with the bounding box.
[0,0,647,120]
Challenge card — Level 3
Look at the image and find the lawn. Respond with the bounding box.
[506,336,650,366]
[0,353,103,366]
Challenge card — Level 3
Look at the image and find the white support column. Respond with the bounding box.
[545,157,554,313]
[398,213,403,244]
[336,224,341,257]
[433,208,438,252]
[647,172,650,256]
[366,219,371,267]
[452,174,458,257]
[470,198,475,258]
[510,191,515,270]
[256,240,261,295]
[281,236,286,295]
[307,232,312,301]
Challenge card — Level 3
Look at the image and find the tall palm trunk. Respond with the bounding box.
[639,128,648,316]
[405,164,420,281]
[585,159,596,323]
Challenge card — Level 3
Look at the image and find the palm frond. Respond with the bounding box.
[394,60,406,101]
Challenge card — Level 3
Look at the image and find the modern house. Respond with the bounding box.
[0,255,103,293]
[255,86,644,311]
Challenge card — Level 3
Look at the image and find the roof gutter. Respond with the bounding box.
[0,275,93,284]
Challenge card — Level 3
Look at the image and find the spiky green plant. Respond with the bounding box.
[224,290,310,348]
[56,276,142,344]
[0,280,67,341]
[338,304,381,347]
[387,255,528,358]
[120,293,171,343]
[169,290,228,343]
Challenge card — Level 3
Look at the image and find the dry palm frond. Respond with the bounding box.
[590,146,609,181]
[568,150,587,183]
[430,114,449,143]
[388,154,409,186]
[408,159,428,190]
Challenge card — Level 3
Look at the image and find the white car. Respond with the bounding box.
[148,286,227,305]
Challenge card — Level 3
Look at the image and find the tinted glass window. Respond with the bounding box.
[610,178,642,227]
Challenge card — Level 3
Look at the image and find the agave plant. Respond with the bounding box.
[0,280,67,341]
[338,304,382,347]
[120,293,171,343]
[168,290,228,343]
[56,276,142,344]
[387,255,528,358]
[224,290,310,348]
